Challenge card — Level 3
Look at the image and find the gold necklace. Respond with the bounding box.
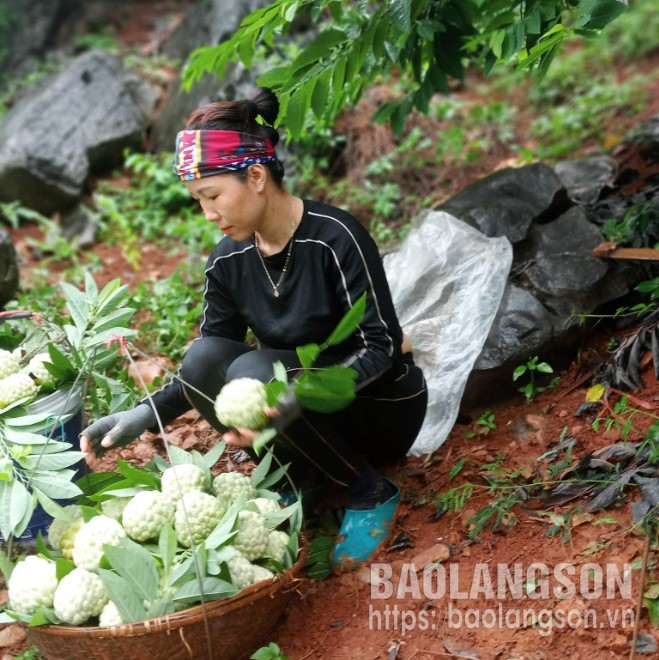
[254,199,299,298]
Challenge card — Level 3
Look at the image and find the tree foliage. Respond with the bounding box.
[182,0,628,137]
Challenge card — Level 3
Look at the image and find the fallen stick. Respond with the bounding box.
[593,242,659,261]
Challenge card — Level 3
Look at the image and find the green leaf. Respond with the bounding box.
[30,473,82,500]
[158,524,178,571]
[296,343,321,369]
[536,362,554,374]
[574,0,627,30]
[325,291,367,346]
[256,463,290,492]
[512,365,527,381]
[46,343,77,379]
[35,531,53,559]
[34,489,71,521]
[24,451,86,471]
[84,270,99,301]
[75,471,124,498]
[290,28,346,73]
[166,445,194,466]
[256,65,290,89]
[204,496,244,551]
[250,450,274,487]
[55,557,75,581]
[331,56,346,98]
[525,9,541,34]
[390,0,412,32]
[310,67,332,118]
[60,282,90,336]
[28,607,61,627]
[285,85,310,139]
[90,308,135,335]
[265,380,287,408]
[263,500,300,531]
[117,460,161,489]
[173,576,237,603]
[294,367,358,413]
[0,457,13,481]
[0,479,33,539]
[103,537,160,604]
[272,361,288,384]
[98,568,148,623]
[0,546,14,581]
[96,279,130,315]
[202,441,226,470]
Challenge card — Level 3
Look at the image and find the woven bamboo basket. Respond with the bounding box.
[26,537,306,660]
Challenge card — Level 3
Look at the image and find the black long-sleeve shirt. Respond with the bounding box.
[148,199,403,423]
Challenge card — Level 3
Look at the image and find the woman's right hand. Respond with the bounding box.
[79,405,156,462]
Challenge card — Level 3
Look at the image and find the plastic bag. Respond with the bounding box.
[383,210,512,456]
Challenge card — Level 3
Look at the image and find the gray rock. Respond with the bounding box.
[474,284,562,371]
[0,50,159,215]
[435,163,570,243]
[554,156,617,205]
[632,114,659,154]
[0,0,63,82]
[0,229,19,307]
[152,0,274,153]
[518,206,610,315]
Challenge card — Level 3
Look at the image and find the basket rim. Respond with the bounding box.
[29,533,307,639]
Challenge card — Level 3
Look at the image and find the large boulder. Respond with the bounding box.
[0,50,159,214]
[436,162,570,243]
[0,0,65,83]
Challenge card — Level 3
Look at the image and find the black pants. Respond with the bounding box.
[180,337,428,488]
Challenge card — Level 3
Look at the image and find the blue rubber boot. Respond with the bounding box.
[330,478,400,571]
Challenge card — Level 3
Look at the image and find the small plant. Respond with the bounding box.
[465,409,496,438]
[513,356,557,403]
[251,643,289,660]
[465,491,521,537]
[602,202,659,248]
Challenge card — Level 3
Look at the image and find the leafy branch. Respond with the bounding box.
[183,0,628,137]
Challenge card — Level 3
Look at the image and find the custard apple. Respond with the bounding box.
[7,555,58,616]
[264,530,290,564]
[227,550,255,590]
[174,490,228,547]
[48,505,84,559]
[251,565,275,584]
[0,348,20,379]
[122,490,175,542]
[100,496,131,521]
[248,497,280,515]
[161,463,210,503]
[212,472,256,503]
[72,515,127,571]
[99,600,123,627]
[53,568,108,625]
[233,510,269,561]
[25,352,54,386]
[214,378,268,429]
[0,372,37,407]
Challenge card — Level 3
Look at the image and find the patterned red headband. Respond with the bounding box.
[174,129,277,181]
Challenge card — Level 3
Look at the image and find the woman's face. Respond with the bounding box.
[184,167,265,241]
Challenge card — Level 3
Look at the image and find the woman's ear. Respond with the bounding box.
[246,164,267,191]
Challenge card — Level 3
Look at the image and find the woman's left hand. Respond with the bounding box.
[222,406,280,447]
